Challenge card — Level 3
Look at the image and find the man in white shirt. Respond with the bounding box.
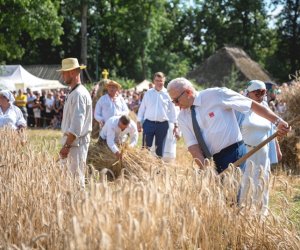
[167,77,290,173]
[58,58,93,187]
[100,115,138,159]
[94,80,129,127]
[137,72,178,157]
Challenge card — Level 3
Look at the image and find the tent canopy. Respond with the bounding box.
[0,65,65,91]
[130,79,151,92]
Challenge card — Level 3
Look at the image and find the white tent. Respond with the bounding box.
[130,79,151,92]
[0,65,65,91]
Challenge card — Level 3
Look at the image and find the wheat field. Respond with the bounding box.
[0,128,299,249]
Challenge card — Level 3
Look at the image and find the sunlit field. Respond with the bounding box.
[0,128,299,249]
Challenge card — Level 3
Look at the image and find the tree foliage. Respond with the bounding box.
[270,0,300,80]
[0,0,63,63]
[1,0,299,83]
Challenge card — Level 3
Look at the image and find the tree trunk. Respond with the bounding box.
[81,1,88,66]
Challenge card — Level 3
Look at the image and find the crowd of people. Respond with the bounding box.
[0,56,295,214]
[13,88,67,129]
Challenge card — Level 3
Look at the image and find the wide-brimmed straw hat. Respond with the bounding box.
[57,58,86,72]
[246,80,266,93]
[105,80,122,89]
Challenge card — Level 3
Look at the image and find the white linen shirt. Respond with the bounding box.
[0,104,26,129]
[100,116,138,154]
[178,87,252,155]
[137,88,177,123]
[94,94,129,123]
[61,84,93,145]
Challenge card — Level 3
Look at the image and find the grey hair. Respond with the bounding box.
[167,77,194,92]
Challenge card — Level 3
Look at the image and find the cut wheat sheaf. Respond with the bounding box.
[0,127,299,249]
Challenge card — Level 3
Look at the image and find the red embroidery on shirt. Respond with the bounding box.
[209,112,214,118]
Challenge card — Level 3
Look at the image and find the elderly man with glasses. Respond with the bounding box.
[167,77,290,173]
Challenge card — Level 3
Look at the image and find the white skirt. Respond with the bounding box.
[33,108,41,118]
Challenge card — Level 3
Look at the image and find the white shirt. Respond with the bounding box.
[0,104,26,129]
[27,95,36,108]
[100,116,138,154]
[178,87,252,155]
[137,88,177,123]
[45,97,54,113]
[94,94,129,123]
[61,84,93,145]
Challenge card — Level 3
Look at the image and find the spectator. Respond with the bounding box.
[39,90,47,128]
[53,92,63,128]
[33,92,42,128]
[128,93,140,113]
[14,89,28,123]
[26,89,36,127]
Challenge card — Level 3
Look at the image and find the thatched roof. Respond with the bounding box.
[187,47,272,87]
[23,65,93,84]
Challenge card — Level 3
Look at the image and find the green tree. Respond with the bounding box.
[271,0,300,81]
[182,0,274,70]
[0,0,63,63]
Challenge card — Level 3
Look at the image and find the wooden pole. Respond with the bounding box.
[232,117,299,167]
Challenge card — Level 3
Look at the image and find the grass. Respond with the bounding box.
[27,129,62,156]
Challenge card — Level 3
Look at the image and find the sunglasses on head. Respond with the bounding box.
[172,90,185,104]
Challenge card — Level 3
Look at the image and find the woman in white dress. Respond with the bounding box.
[0,90,26,130]
[237,80,282,215]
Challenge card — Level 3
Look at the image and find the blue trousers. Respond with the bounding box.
[142,119,169,157]
[213,141,246,173]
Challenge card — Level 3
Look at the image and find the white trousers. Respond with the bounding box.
[61,142,89,188]
[239,145,270,216]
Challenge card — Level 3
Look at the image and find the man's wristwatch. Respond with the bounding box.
[274,117,283,127]
[63,143,72,149]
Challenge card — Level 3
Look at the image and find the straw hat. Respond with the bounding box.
[246,80,266,93]
[57,58,86,72]
[105,80,122,89]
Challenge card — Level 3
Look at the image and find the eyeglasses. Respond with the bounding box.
[250,89,266,96]
[172,90,185,104]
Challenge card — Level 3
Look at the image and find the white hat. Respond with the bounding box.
[0,90,15,103]
[246,80,266,92]
[57,58,86,72]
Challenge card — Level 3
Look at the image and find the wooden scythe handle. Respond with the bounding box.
[232,116,299,168]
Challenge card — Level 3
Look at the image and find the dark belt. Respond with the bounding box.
[245,143,256,148]
[145,119,168,124]
[213,141,244,158]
